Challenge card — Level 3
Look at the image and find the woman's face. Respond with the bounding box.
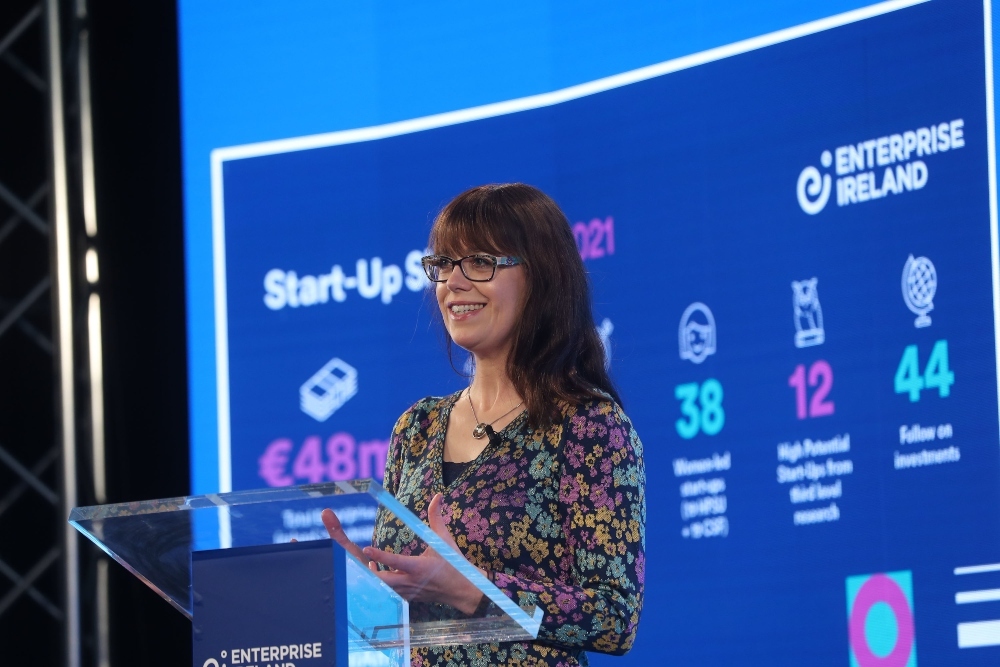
[436,250,527,362]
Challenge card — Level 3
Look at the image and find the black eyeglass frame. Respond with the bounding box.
[421,253,523,282]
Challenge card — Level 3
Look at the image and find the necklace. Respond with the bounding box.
[467,390,524,439]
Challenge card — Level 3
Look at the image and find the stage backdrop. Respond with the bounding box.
[179,0,1000,664]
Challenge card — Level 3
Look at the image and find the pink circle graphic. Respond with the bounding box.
[848,574,914,667]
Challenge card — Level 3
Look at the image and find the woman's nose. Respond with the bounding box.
[446,266,471,290]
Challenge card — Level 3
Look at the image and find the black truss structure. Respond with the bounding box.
[1,0,106,664]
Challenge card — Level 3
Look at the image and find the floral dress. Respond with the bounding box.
[373,391,646,667]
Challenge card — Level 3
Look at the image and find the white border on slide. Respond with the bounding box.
[209,0,948,493]
[985,0,1000,485]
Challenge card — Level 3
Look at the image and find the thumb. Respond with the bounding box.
[427,493,460,552]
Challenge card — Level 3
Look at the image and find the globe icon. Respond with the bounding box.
[902,254,936,328]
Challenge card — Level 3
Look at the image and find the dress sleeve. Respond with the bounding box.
[491,402,646,655]
[381,401,421,496]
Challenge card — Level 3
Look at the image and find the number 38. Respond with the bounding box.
[675,379,725,439]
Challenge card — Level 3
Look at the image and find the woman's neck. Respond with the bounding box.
[468,355,521,413]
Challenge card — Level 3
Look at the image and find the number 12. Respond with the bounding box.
[788,360,835,419]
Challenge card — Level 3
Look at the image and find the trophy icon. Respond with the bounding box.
[792,278,825,348]
[679,302,716,364]
[902,254,936,328]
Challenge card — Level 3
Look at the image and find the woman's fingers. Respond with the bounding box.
[362,542,479,610]
[321,508,368,563]
[365,555,446,600]
[362,546,413,572]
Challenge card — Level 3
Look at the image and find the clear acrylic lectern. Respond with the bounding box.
[69,479,542,667]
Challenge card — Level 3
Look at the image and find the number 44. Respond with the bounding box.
[894,339,955,402]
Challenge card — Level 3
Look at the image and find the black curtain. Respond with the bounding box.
[88,1,191,664]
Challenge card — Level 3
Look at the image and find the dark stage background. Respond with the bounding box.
[87,3,190,663]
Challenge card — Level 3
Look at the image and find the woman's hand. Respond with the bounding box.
[320,507,369,564]
[323,494,486,614]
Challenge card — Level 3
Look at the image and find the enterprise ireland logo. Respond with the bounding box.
[797,119,965,215]
[846,571,917,667]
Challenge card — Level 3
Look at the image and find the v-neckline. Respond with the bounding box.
[432,390,527,492]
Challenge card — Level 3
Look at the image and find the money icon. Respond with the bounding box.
[300,357,358,421]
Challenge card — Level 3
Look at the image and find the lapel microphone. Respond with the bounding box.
[484,424,503,447]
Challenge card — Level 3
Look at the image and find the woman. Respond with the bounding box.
[324,183,645,667]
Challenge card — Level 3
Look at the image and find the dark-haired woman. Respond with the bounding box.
[324,184,645,667]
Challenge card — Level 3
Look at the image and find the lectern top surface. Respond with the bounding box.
[69,480,541,649]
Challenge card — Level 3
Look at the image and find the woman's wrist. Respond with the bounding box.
[446,566,494,614]
[449,573,487,614]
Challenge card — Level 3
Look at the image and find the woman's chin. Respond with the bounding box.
[450,335,497,358]
[452,341,474,354]
[450,337,481,355]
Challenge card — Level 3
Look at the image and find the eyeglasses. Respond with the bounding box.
[421,253,523,282]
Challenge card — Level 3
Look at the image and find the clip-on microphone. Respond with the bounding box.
[484,424,503,447]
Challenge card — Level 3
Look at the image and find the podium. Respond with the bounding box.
[69,479,542,667]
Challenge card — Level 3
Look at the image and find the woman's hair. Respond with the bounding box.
[429,183,620,428]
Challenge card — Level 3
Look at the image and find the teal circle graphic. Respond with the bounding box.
[865,601,899,658]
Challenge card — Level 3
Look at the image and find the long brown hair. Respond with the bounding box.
[429,183,620,428]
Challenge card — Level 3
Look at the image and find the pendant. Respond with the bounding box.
[472,423,488,439]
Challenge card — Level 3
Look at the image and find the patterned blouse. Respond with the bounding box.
[373,391,646,667]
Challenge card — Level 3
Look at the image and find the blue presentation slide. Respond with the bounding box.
[181,0,1000,663]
